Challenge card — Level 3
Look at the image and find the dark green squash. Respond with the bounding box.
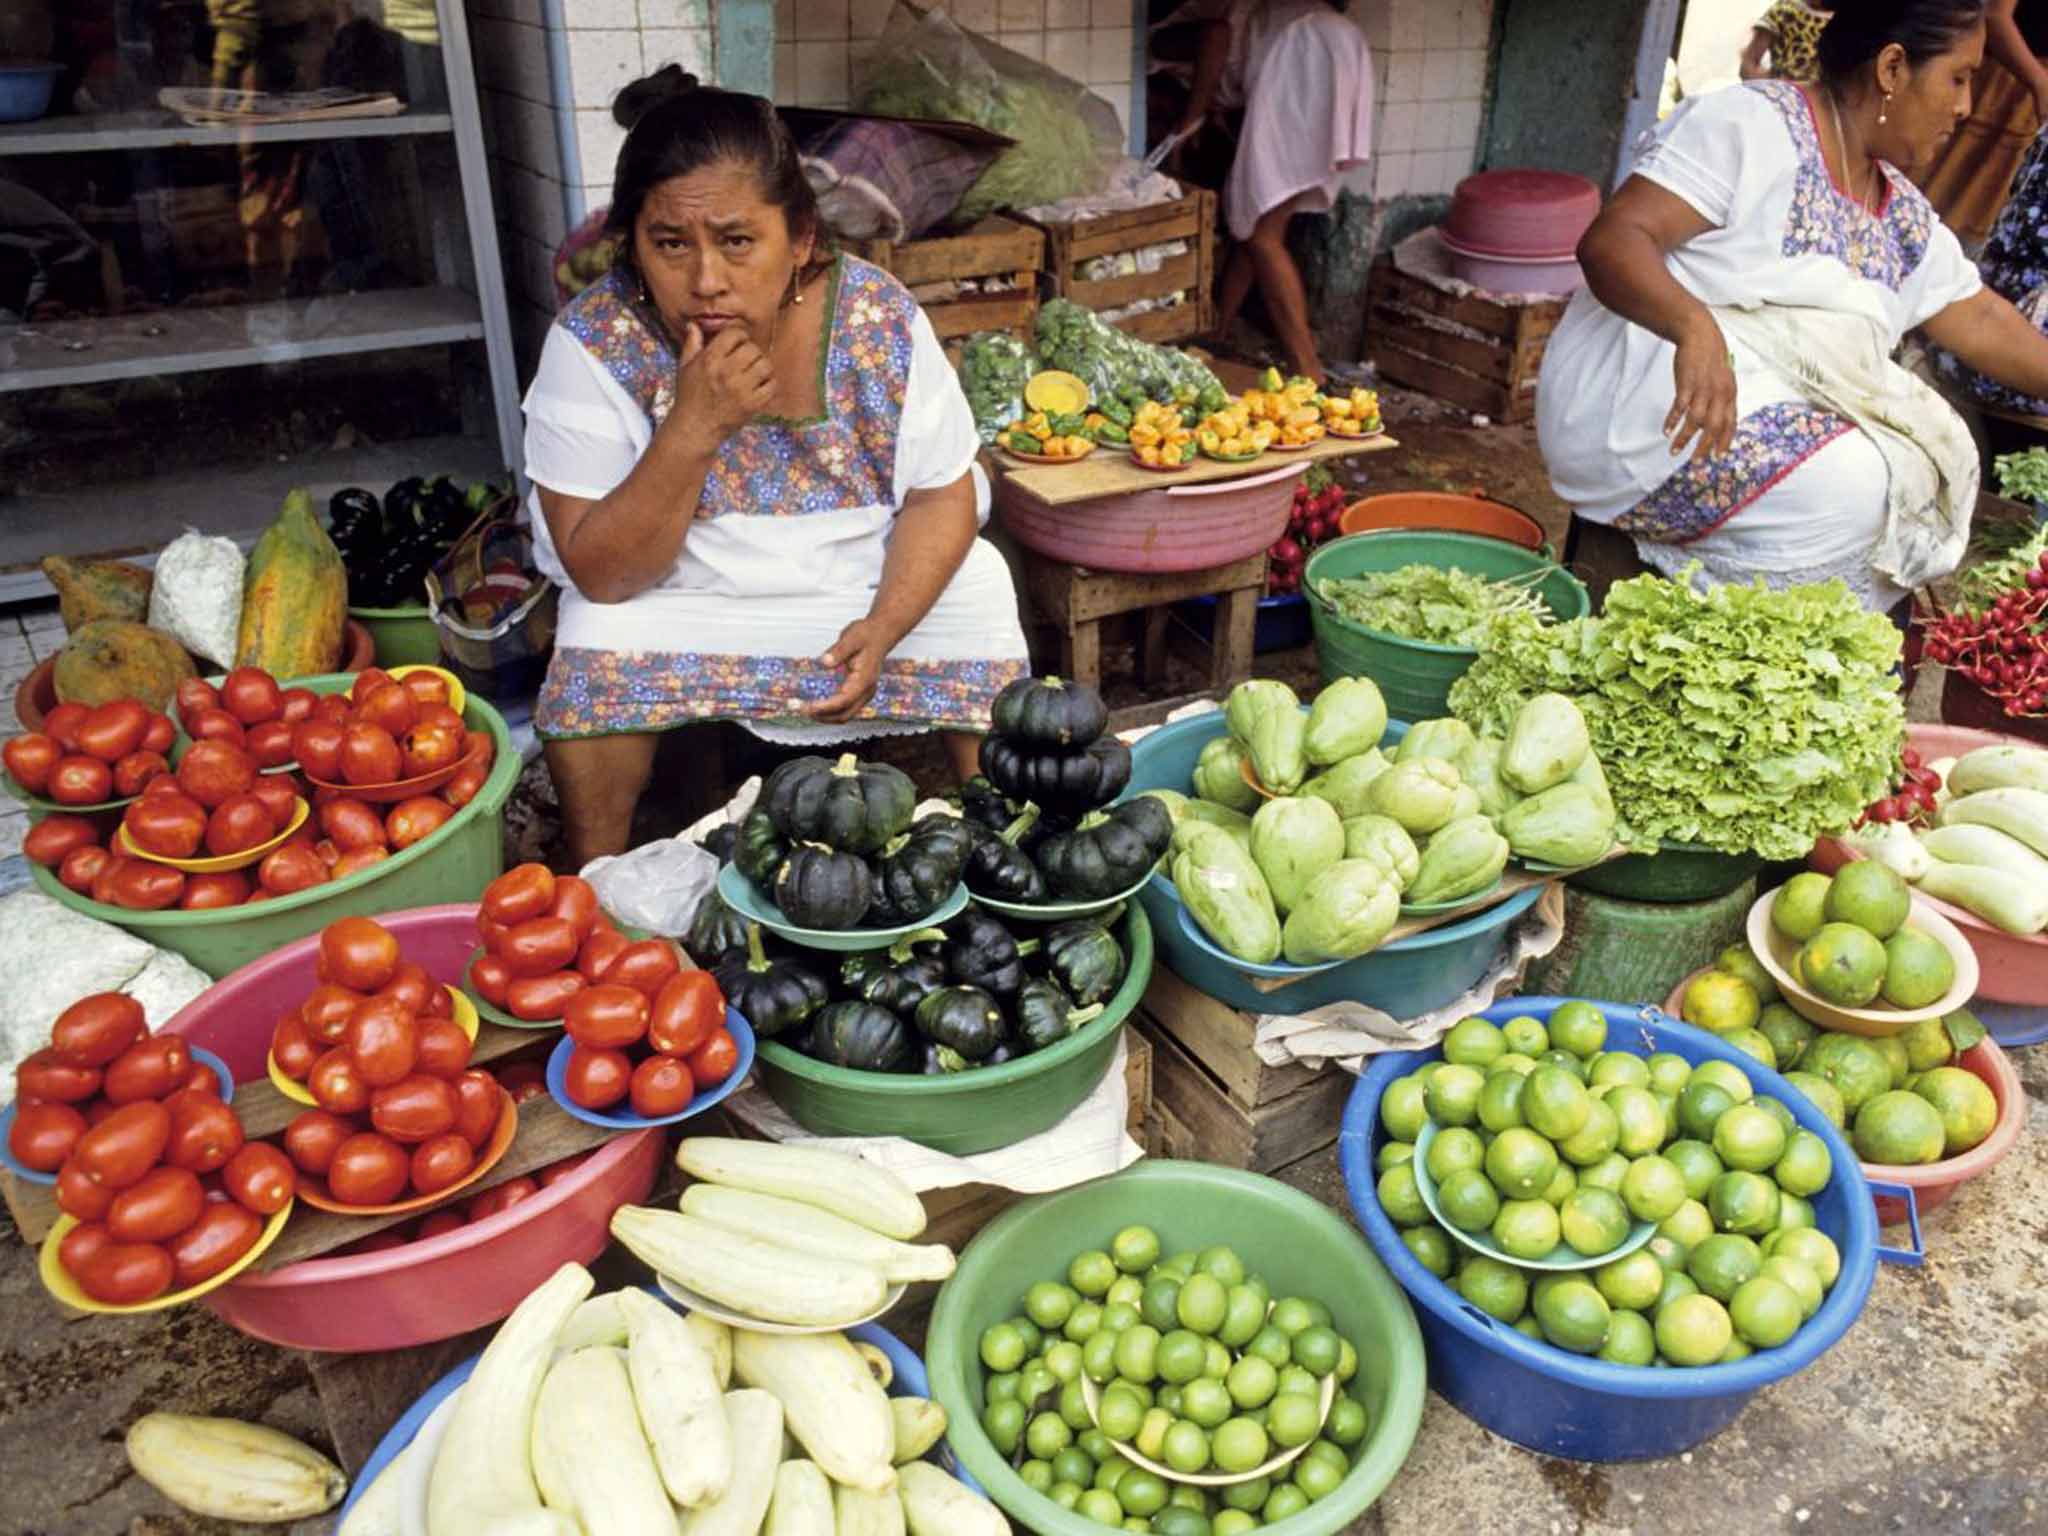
[734,809,788,888]
[1038,917,1128,1006]
[1035,796,1174,900]
[870,814,975,923]
[921,1039,1017,1074]
[686,888,752,962]
[942,908,1028,996]
[774,842,874,930]
[809,999,916,1072]
[980,735,1132,816]
[959,776,1074,853]
[712,923,830,1038]
[697,822,738,863]
[963,806,1049,904]
[990,675,1109,748]
[839,931,948,1015]
[912,984,1008,1061]
[762,752,917,853]
[1014,975,1106,1053]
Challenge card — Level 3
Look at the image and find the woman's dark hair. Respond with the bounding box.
[604,65,826,275]
[1817,0,1987,82]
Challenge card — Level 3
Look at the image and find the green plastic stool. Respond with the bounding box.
[1525,878,1758,1008]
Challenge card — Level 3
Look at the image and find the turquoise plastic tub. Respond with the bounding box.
[1129,710,1541,1015]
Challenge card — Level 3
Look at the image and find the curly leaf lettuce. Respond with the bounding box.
[1448,569,1903,860]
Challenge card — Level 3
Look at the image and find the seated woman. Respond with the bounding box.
[1540,0,2048,615]
[523,70,1030,865]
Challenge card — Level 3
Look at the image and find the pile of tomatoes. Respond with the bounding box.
[287,665,482,792]
[272,917,506,1208]
[11,992,295,1305]
[561,960,738,1119]
[4,696,176,805]
[336,1141,586,1255]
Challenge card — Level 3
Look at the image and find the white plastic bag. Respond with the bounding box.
[582,836,722,938]
[148,529,245,668]
[122,950,214,1030]
[0,891,158,1106]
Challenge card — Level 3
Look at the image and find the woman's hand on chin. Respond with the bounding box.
[669,320,775,445]
[804,617,892,723]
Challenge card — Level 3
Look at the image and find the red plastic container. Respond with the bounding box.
[995,460,1305,574]
[158,902,663,1352]
[1443,169,1601,257]
[1338,492,1546,551]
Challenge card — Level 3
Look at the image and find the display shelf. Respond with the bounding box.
[0,108,454,156]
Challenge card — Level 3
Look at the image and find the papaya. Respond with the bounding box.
[40,556,152,633]
[236,488,348,677]
[51,620,196,710]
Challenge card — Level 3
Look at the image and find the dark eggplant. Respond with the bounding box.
[810,1000,916,1072]
[941,908,1027,996]
[963,806,1050,904]
[1014,976,1106,1052]
[980,735,1132,816]
[774,843,873,930]
[839,932,948,1014]
[762,753,917,853]
[871,814,975,923]
[712,923,830,1038]
[735,809,788,888]
[686,888,753,962]
[913,985,1007,1061]
[1038,917,1128,1006]
[1035,796,1174,900]
[990,675,1109,748]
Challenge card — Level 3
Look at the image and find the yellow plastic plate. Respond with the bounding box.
[1023,369,1089,416]
[269,985,480,1106]
[387,664,467,716]
[41,1200,293,1315]
[116,796,310,873]
[296,1088,517,1215]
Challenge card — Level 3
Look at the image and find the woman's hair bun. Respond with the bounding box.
[613,64,700,129]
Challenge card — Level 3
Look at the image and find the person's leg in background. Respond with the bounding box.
[544,732,660,868]
[940,731,982,784]
[1245,200,1322,383]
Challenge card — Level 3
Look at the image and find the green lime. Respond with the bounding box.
[1064,1300,1105,1342]
[1594,1248,1666,1312]
[1335,1336,1357,1382]
[1457,1255,1529,1322]
[1495,1052,1539,1076]
[1514,1316,1544,1340]
[1729,1275,1804,1347]
[1098,1384,1145,1441]
[1101,1302,1140,1334]
[1266,1392,1322,1448]
[986,1371,1020,1405]
[1825,859,1910,938]
[1478,1069,1528,1132]
[1683,968,1760,1034]
[1219,1282,1268,1347]
[1264,1483,1311,1523]
[1503,1014,1550,1056]
[1606,1085,1668,1157]
[1579,1152,1631,1194]
[1484,1126,1560,1200]
[1117,1468,1169,1518]
[1656,1293,1734,1366]
[1542,1161,1578,1206]
[1492,1197,1563,1260]
[1713,1103,1788,1173]
[1657,1269,1700,1310]
[1111,1224,1161,1273]
[1754,1094,1798,1134]
[1620,1154,1688,1222]
[1771,871,1832,943]
[1549,1001,1608,1058]
[984,1395,1027,1454]
[1688,1232,1763,1302]
[1075,1487,1123,1524]
[1293,1451,1344,1501]
[980,1322,1026,1373]
[1533,1276,1611,1353]
[1646,1052,1693,1097]
[1760,1254,1824,1319]
[1069,1250,1118,1297]
[1915,1065,1999,1155]
[1326,1395,1369,1447]
[1558,1098,1621,1167]
[1154,1382,1184,1419]
[1215,1512,1258,1536]
[1690,1059,1755,1103]
[1425,1062,1486,1126]
[1292,1325,1341,1376]
[1802,1035,1892,1116]
[1853,1089,1947,1165]
[1134,1405,1173,1460]
[1444,1016,1508,1068]
[1658,1197,1715,1249]
[1402,1225,1454,1277]
[1082,1329,1120,1383]
[1113,1324,1161,1384]
[1018,1358,1056,1403]
[1773,1129,1834,1196]
[1523,1065,1593,1140]
[1046,1480,1082,1510]
[1181,1377,1234,1432]
[1226,1353,1278,1409]
[1560,1187,1632,1256]
[1204,1339,1233,1378]
[1177,1272,1229,1336]
[1717,942,1781,1005]
[1269,1296,1318,1335]
[1156,1329,1207,1385]
[1009,1315,1044,1358]
[1589,1051,1652,1090]
[1708,1169,1781,1235]
[1646,1232,1689,1273]
[1539,1048,1590,1081]
[1768,1226,1840,1287]
[1662,1138,1724,1200]
[1276,1364,1319,1401]
[1426,1125,1486,1182]
[1722,1028,1778,1073]
[1025,1281,1076,1329]
[1377,1162,1427,1227]
[1677,1080,1737,1142]
[1026,1410,1072,1460]
[1140,1276,1183,1333]
[1045,1340,1083,1383]
[1776,1191,1815,1232]
[1196,1246,1246,1286]
[1105,1274,1143,1310]
[1019,1458,1053,1492]
[1758,1004,1816,1073]
[1222,1476,1271,1513]
[1598,1308,1657,1366]
[1305,1438,1349,1474]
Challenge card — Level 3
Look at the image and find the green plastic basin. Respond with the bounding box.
[348,603,443,667]
[753,904,1151,1154]
[29,673,520,978]
[1305,529,1590,723]
[1566,840,1766,902]
[928,1160,1427,1533]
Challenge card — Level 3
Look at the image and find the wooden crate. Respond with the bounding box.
[1023,189,1217,345]
[1364,260,1567,425]
[843,215,1044,343]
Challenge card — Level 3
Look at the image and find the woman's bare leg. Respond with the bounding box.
[1216,242,1256,341]
[1246,203,1323,383]
[545,732,660,868]
[942,730,983,784]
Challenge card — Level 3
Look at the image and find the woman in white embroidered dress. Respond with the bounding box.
[1540,0,2048,613]
[522,71,1029,864]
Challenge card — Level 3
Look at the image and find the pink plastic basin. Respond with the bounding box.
[158,903,664,1352]
[1810,722,2048,1006]
[1444,169,1601,257]
[995,460,1305,574]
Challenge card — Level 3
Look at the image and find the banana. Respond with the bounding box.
[125,1412,346,1523]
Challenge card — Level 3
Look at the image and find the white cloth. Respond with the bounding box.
[1221,0,1374,240]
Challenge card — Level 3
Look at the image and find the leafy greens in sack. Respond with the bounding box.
[1446,568,1903,861]
[959,332,1040,444]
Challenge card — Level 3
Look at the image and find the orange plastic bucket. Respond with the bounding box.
[1338,492,1546,551]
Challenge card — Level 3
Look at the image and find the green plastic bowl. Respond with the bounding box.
[1566,840,1765,902]
[349,603,443,667]
[29,673,520,977]
[753,904,1151,1154]
[1304,530,1590,723]
[928,1160,1427,1533]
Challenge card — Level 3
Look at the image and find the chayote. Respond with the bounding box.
[1407,815,1511,904]
[1173,822,1282,963]
[1570,751,1615,819]
[1448,784,1482,822]
[1396,718,1476,766]
[1282,858,1400,964]
[1301,749,1389,819]
[1191,736,1261,811]
[1249,795,1346,915]
[1500,782,1614,867]
[1363,757,1463,835]
[1247,705,1309,795]
[1457,735,1522,820]
[1304,676,1388,767]
[1224,679,1300,743]
[1172,808,1250,860]
[1503,692,1592,795]
[1343,813,1420,891]
[1184,799,1254,836]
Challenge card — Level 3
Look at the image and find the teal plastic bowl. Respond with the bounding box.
[928,1160,1426,1534]
[1130,711,1542,1014]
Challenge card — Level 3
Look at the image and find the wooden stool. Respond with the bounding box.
[1018,549,1267,691]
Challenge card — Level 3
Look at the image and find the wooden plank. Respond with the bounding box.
[992,431,1396,506]
[1212,583,1258,689]
[1043,552,1268,625]
[1122,1027,1153,1138]
[1370,340,1514,420]
[1140,965,1326,1108]
[1067,207,1206,265]
[1368,262,1516,335]
[1069,251,1202,313]
[1138,1020,1347,1174]
[1369,310,1517,385]
[1117,303,1210,346]
[848,216,1044,286]
[923,292,1036,341]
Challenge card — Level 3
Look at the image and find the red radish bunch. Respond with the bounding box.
[1269,481,1349,595]
[1857,747,1942,827]
[1924,554,2048,717]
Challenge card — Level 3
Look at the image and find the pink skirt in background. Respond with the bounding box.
[1225,7,1375,240]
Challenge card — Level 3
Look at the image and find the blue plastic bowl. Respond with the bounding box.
[1174,592,1313,653]
[1339,997,1881,1462]
[1130,710,1541,1014]
[544,1007,756,1129]
[0,64,60,123]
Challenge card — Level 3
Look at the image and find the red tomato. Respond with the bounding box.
[8,1101,86,1172]
[386,794,454,850]
[494,1060,546,1104]
[415,703,465,736]
[326,1133,409,1205]
[577,925,631,982]
[102,860,186,911]
[177,739,257,809]
[4,732,59,793]
[350,666,398,704]
[112,749,171,798]
[322,916,401,991]
[416,1210,467,1241]
[74,700,150,764]
[59,1219,111,1277]
[42,703,87,751]
[166,1201,263,1287]
[313,693,353,727]
[563,984,651,1051]
[506,971,586,1022]
[469,952,513,1008]
[277,687,317,724]
[292,719,347,781]
[141,773,186,801]
[22,814,98,868]
[340,723,404,786]
[78,1241,175,1304]
[688,1029,741,1090]
[537,1152,594,1187]
[48,755,114,805]
[356,682,419,739]
[548,875,601,938]
[175,679,222,728]
[124,790,207,857]
[184,707,248,747]
[259,843,327,895]
[16,1047,100,1104]
[630,1054,696,1118]
[283,1110,354,1177]
[55,1158,114,1221]
[562,1044,632,1110]
[205,793,278,857]
[410,1132,475,1196]
[373,962,436,1015]
[400,721,463,779]
[301,983,365,1045]
[247,771,301,824]
[245,719,297,770]
[482,863,556,925]
[331,847,392,879]
[400,670,452,709]
[220,1142,296,1215]
[649,971,725,1059]
[466,731,496,769]
[220,666,284,726]
[58,844,114,894]
[102,1034,192,1105]
[346,997,420,1087]
[319,797,387,851]
[498,916,581,979]
[414,1015,473,1081]
[172,1055,221,1097]
[466,1176,539,1222]
[422,982,453,1019]
[370,1075,457,1143]
[52,992,145,1068]
[449,1070,501,1146]
[443,758,489,810]
[107,1164,204,1243]
[600,939,684,1001]
[141,713,176,755]
[308,1048,371,1114]
[181,870,252,910]
[271,1009,320,1079]
[163,1089,244,1174]
[73,1100,170,1189]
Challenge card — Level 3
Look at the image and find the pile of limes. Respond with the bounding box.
[1376,1002,1845,1366]
[1769,864,1956,1010]
[1681,936,1998,1168]
[975,1225,1370,1533]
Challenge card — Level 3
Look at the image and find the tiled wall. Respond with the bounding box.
[1357,0,1493,201]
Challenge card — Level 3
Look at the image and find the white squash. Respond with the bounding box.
[678,1390,783,1536]
[619,1288,733,1509]
[676,1138,925,1239]
[732,1329,896,1494]
[530,1346,676,1536]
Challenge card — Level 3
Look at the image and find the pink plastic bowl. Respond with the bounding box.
[157,903,665,1352]
[1810,722,2048,1006]
[1443,169,1601,258]
[995,460,1305,574]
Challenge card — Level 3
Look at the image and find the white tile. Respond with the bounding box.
[997,0,1044,29]
[849,38,879,85]
[1044,27,1090,82]
[1376,99,1417,155]
[642,25,713,77]
[1353,0,1390,50]
[1422,1,1458,50]
[1447,97,1483,153]
[1383,51,1419,103]
[567,0,639,28]
[953,0,998,31]
[1460,0,1491,48]
[1390,0,1424,50]
[640,0,711,25]
[1428,147,1471,194]
[1086,26,1132,83]
[1001,31,1045,61]
[1090,0,1129,25]
[575,107,625,190]
[1046,0,1088,27]
[774,39,797,101]
[850,0,893,38]
[1455,46,1487,98]
[568,27,642,110]
[1376,152,1411,197]
[18,606,57,637]
[0,633,33,672]
[791,0,848,41]
[777,0,796,35]
[795,39,849,104]
[1419,48,1458,101]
